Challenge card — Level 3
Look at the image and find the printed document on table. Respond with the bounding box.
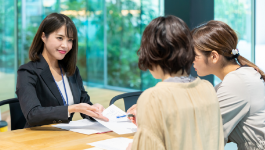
[53,119,111,135]
[93,104,137,135]
[87,137,133,150]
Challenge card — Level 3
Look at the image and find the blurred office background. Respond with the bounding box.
[0,0,264,149]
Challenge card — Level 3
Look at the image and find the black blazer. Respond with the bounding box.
[16,54,94,128]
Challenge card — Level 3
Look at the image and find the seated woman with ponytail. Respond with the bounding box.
[192,20,265,149]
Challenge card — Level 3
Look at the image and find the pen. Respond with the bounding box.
[116,114,135,118]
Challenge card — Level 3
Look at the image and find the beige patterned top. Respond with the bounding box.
[131,78,224,150]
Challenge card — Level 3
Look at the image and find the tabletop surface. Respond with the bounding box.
[0,125,134,150]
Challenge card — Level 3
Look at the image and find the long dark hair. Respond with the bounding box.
[192,20,265,80]
[29,13,78,76]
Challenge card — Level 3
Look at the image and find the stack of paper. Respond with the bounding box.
[53,104,137,135]
[87,137,133,150]
[93,104,137,135]
[53,119,111,135]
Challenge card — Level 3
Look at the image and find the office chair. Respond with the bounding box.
[0,98,26,130]
[109,91,143,111]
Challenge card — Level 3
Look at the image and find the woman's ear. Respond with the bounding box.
[210,50,219,64]
[41,32,46,43]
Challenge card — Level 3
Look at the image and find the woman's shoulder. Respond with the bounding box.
[219,73,244,91]
[140,87,157,97]
[217,69,252,99]
[219,67,263,95]
[145,78,215,94]
[222,67,259,88]
[142,83,171,95]
[137,86,161,105]
[18,61,39,73]
[224,66,259,80]
[17,60,46,82]
[16,61,40,88]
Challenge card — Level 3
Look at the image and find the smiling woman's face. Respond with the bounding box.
[42,25,73,61]
[193,48,212,77]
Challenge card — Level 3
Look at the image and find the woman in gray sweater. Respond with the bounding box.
[192,20,265,150]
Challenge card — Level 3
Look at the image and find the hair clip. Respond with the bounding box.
[231,49,239,55]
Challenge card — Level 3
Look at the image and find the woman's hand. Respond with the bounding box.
[92,103,105,113]
[68,103,109,121]
[127,104,137,125]
[126,143,132,150]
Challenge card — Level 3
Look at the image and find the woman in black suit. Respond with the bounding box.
[16,13,108,128]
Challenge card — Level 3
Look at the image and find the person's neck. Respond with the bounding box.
[42,49,59,70]
[214,64,240,81]
[162,71,188,81]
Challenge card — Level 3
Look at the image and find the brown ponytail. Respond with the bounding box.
[237,55,265,80]
[192,20,265,81]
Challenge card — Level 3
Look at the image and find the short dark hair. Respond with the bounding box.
[29,13,78,76]
[138,15,194,75]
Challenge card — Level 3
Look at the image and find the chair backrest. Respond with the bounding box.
[109,91,143,111]
[0,98,26,130]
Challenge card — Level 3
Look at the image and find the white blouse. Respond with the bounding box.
[56,75,74,106]
[215,67,265,150]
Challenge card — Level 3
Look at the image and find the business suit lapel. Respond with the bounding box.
[68,75,80,104]
[37,54,64,106]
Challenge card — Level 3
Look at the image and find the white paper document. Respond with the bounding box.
[93,104,137,135]
[88,137,133,150]
[53,119,111,135]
